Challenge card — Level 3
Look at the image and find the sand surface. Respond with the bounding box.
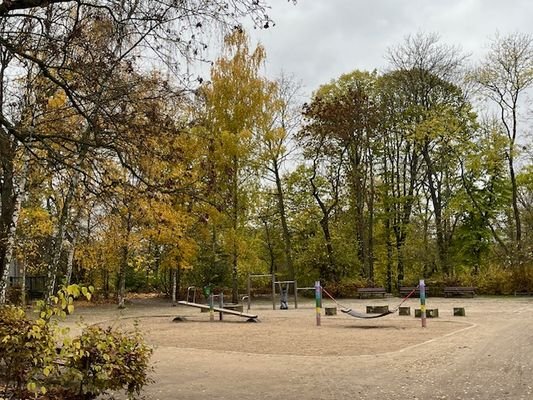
[67,295,533,400]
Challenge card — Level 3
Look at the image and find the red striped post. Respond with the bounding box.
[419,279,426,328]
[315,280,322,326]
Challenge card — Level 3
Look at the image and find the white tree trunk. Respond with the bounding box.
[65,231,77,286]
[172,268,177,304]
[0,150,29,304]
[45,170,80,301]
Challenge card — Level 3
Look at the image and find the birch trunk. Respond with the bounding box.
[171,268,177,304]
[45,170,80,301]
[64,231,77,286]
[0,148,29,304]
[117,210,132,309]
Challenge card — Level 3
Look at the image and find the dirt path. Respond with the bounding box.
[72,296,533,400]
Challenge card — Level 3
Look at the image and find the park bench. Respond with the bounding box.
[444,286,475,298]
[399,286,429,298]
[357,287,387,298]
[9,275,46,299]
[400,287,416,297]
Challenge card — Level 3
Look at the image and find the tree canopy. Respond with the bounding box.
[1,21,533,305]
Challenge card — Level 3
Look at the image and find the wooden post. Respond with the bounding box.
[325,307,337,316]
[272,274,276,310]
[219,292,223,321]
[209,292,214,322]
[247,274,251,310]
[419,279,426,328]
[454,307,466,316]
[399,306,410,316]
[294,280,298,309]
[315,280,321,326]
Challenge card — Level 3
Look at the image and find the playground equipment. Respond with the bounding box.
[320,285,419,320]
[177,286,258,322]
[247,273,301,310]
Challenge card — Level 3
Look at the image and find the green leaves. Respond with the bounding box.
[1,287,152,399]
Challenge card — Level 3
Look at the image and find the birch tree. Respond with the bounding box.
[471,33,533,267]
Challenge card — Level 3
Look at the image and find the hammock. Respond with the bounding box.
[322,286,418,320]
[341,308,394,319]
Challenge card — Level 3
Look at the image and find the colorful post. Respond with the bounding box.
[315,280,322,326]
[419,279,426,328]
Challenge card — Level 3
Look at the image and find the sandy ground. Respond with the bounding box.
[68,295,533,400]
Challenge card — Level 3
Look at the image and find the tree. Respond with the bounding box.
[458,119,511,267]
[471,32,533,266]
[301,71,380,281]
[387,33,476,276]
[258,74,302,281]
[0,0,278,302]
[201,29,277,302]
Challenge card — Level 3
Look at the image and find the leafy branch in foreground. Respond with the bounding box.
[0,285,153,400]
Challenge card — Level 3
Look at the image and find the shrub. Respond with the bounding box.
[64,326,153,399]
[0,305,57,397]
[323,276,370,298]
[474,265,514,295]
[0,285,153,400]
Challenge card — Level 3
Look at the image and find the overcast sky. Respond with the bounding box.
[245,0,533,96]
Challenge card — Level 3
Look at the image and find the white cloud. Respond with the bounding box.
[248,0,533,95]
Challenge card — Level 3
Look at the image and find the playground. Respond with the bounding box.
[65,294,533,400]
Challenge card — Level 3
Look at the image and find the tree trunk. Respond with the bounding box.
[391,142,417,290]
[262,219,276,275]
[20,255,26,306]
[65,232,77,286]
[0,145,28,304]
[367,150,375,282]
[319,216,336,283]
[508,154,522,247]
[273,160,294,280]
[45,170,80,302]
[231,156,239,304]
[310,160,339,283]
[171,268,177,304]
[422,143,448,275]
[117,211,132,309]
[383,155,393,293]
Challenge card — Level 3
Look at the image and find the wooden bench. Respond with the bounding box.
[399,286,431,298]
[357,287,386,298]
[444,287,475,298]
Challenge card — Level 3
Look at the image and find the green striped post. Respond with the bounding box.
[315,280,322,326]
[419,279,426,328]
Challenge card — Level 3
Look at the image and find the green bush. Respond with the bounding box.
[64,326,153,399]
[0,285,153,400]
[323,276,370,297]
[474,265,515,295]
[0,305,57,397]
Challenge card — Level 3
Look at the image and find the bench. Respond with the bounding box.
[357,287,386,298]
[444,287,475,298]
[399,286,431,298]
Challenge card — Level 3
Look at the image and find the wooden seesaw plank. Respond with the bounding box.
[177,301,258,320]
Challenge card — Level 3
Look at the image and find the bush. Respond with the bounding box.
[323,276,370,298]
[6,285,25,305]
[0,305,57,397]
[64,326,152,399]
[473,265,515,295]
[0,285,153,400]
